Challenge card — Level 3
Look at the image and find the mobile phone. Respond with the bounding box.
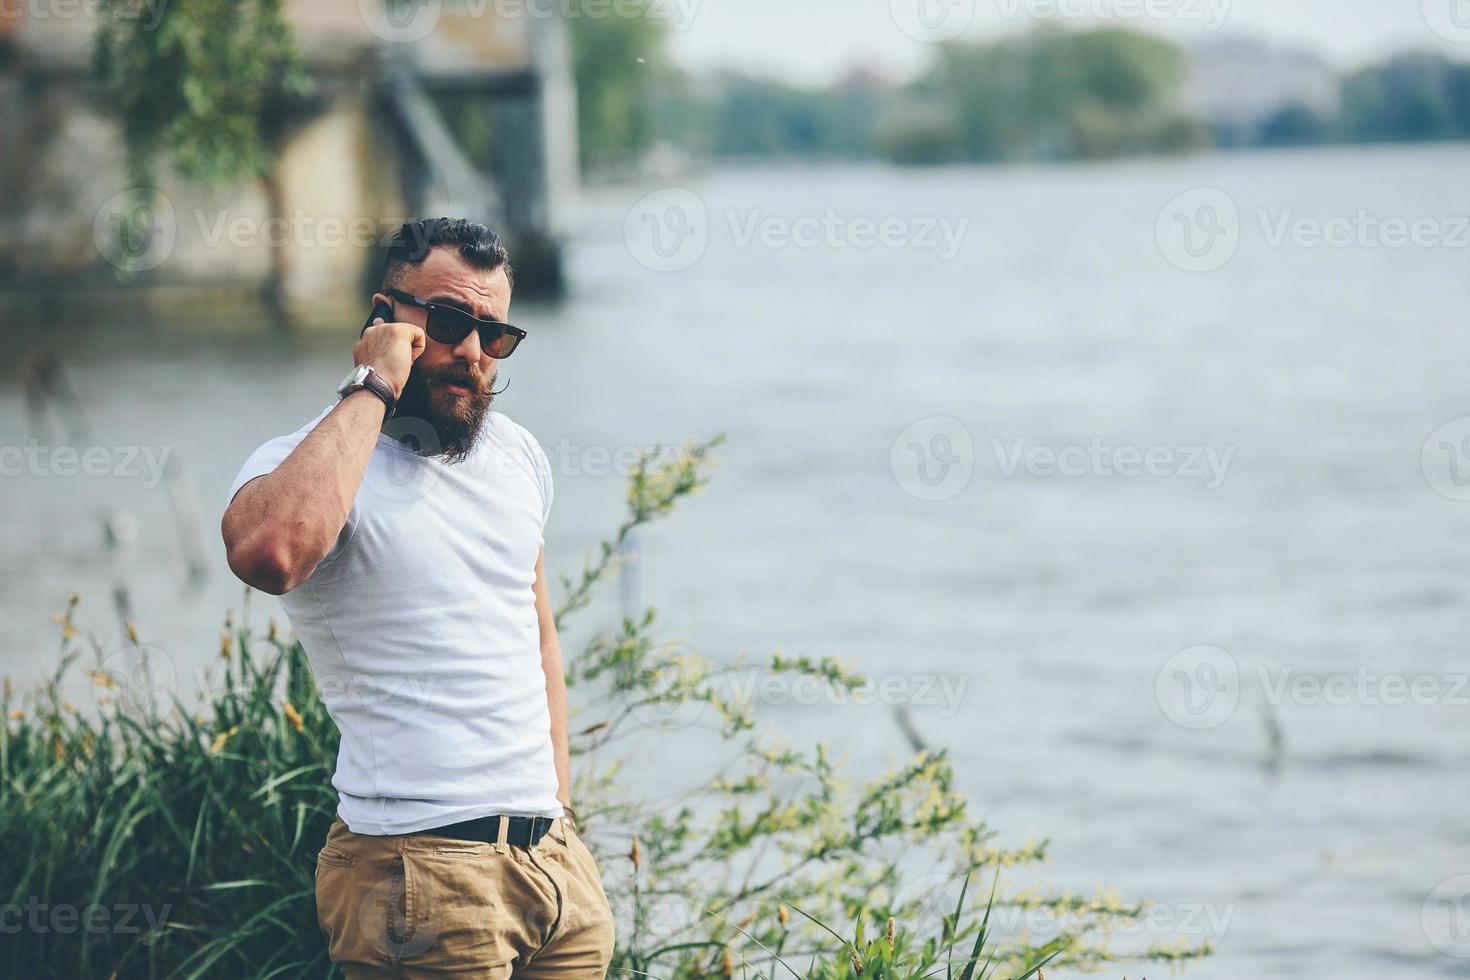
[360,298,394,336]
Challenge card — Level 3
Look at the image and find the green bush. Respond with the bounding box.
[1,438,1211,977]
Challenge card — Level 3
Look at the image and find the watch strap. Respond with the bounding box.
[342,366,396,419]
[360,367,396,419]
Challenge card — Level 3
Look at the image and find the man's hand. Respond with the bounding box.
[355,317,426,399]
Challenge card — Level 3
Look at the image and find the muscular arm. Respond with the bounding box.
[221,320,423,595]
[534,549,573,814]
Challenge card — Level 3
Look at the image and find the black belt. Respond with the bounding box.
[416,814,556,848]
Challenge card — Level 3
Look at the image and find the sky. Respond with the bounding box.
[661,0,1470,85]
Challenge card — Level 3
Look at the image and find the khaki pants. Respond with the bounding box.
[315,816,616,978]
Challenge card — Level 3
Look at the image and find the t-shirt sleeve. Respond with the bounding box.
[223,407,358,573]
[531,438,554,530]
[226,406,334,506]
[226,433,304,507]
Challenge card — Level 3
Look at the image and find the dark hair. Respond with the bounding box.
[381,218,513,290]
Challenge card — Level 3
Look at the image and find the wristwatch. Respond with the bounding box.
[337,364,396,419]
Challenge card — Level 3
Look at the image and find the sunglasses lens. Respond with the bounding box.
[424,306,473,345]
[482,326,519,358]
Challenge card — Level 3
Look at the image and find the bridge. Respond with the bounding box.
[0,1,579,327]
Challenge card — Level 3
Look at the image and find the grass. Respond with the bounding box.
[2,438,1214,978]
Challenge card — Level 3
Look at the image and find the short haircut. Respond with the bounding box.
[381,218,514,290]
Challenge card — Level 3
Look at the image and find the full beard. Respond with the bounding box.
[386,361,494,464]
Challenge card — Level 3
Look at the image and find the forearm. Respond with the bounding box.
[542,636,572,810]
[532,550,572,812]
[223,391,384,593]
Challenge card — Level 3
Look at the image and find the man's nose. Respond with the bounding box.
[451,327,482,362]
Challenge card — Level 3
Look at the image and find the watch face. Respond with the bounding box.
[338,364,370,395]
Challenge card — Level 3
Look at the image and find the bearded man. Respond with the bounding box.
[221,218,615,979]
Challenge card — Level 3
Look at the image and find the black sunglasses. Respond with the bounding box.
[386,289,526,359]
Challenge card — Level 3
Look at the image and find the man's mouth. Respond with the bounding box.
[438,380,474,397]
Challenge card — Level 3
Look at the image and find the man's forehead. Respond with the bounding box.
[399,249,510,315]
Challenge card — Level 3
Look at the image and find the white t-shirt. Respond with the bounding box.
[227,405,563,835]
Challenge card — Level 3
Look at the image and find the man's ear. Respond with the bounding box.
[361,295,395,335]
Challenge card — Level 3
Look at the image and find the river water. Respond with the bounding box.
[4,144,1470,978]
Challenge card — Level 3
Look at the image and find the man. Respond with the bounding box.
[221,218,615,978]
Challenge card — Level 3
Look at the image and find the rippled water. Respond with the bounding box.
[5,144,1470,978]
